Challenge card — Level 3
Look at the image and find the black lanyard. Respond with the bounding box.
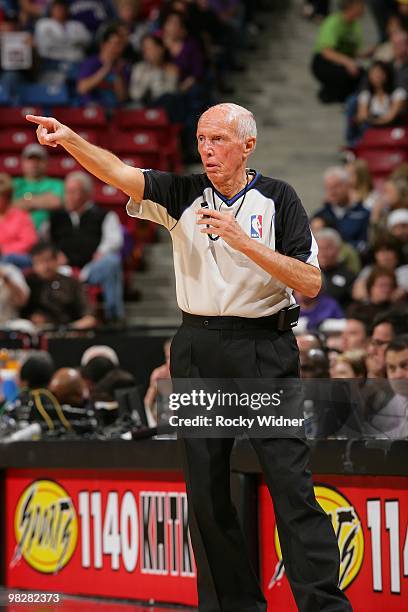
[204,171,253,242]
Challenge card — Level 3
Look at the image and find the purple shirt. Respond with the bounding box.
[172,37,205,82]
[301,294,344,331]
[78,55,128,107]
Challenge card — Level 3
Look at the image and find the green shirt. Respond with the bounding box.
[314,13,363,57]
[12,176,64,232]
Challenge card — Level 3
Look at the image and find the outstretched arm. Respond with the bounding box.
[25,115,145,202]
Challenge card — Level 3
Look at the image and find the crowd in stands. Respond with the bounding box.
[300,0,408,438]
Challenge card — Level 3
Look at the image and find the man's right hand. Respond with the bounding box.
[26,115,71,149]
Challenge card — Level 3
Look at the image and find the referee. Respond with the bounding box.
[27,104,352,612]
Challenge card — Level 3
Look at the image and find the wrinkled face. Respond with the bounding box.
[64,178,89,212]
[341,320,367,352]
[386,348,408,396]
[142,37,164,65]
[324,174,349,206]
[32,249,58,280]
[366,322,393,376]
[196,109,255,184]
[369,275,395,304]
[330,360,355,379]
[22,156,47,179]
[375,247,398,269]
[316,237,339,268]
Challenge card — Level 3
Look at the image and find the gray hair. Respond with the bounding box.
[323,165,349,184]
[201,103,257,141]
[315,228,343,248]
[65,171,93,194]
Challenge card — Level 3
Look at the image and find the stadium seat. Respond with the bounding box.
[93,182,128,223]
[115,108,169,130]
[76,129,100,146]
[0,129,36,153]
[0,154,21,175]
[109,130,167,169]
[0,106,41,127]
[46,156,82,177]
[52,106,107,128]
[120,155,147,169]
[18,83,69,107]
[356,149,408,178]
[355,127,408,152]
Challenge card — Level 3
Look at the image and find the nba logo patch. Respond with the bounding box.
[250,215,263,238]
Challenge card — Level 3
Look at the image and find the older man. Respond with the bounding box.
[49,171,124,322]
[315,227,356,307]
[26,104,351,612]
[313,165,370,251]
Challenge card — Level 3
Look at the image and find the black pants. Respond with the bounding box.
[311,53,361,103]
[170,314,352,612]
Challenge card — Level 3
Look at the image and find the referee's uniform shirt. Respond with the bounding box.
[126,170,352,612]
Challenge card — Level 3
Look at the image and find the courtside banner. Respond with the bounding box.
[259,475,408,611]
[5,469,197,606]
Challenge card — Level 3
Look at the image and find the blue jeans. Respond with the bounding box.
[83,254,124,320]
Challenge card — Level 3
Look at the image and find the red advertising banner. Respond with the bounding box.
[5,469,198,607]
[259,475,408,611]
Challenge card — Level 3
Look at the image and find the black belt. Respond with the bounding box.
[181,311,282,330]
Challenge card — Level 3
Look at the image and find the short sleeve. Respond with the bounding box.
[392,87,407,102]
[315,16,338,51]
[127,170,204,230]
[275,185,319,269]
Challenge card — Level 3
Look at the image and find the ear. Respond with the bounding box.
[243,137,256,158]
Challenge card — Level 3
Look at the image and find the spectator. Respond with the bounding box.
[368,0,400,44]
[49,171,124,322]
[310,212,361,274]
[311,0,365,103]
[81,355,117,395]
[162,11,205,90]
[348,266,400,320]
[330,349,367,378]
[12,144,64,234]
[77,24,128,108]
[49,367,88,407]
[352,235,408,300]
[128,35,179,115]
[315,228,356,307]
[367,335,408,438]
[301,348,330,379]
[0,262,30,328]
[390,29,408,92]
[366,309,406,378]
[0,10,33,102]
[314,166,370,251]
[0,172,37,268]
[19,351,55,389]
[19,1,51,29]
[346,158,379,210]
[371,177,408,228]
[296,332,324,353]
[340,316,369,351]
[34,0,91,79]
[387,208,408,261]
[295,289,344,331]
[347,60,407,145]
[22,241,97,329]
[373,13,406,62]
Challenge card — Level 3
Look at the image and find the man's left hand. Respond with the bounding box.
[196,208,250,251]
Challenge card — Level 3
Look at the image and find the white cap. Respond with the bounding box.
[80,345,120,367]
[387,208,408,229]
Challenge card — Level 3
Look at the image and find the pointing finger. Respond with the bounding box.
[26,114,55,128]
